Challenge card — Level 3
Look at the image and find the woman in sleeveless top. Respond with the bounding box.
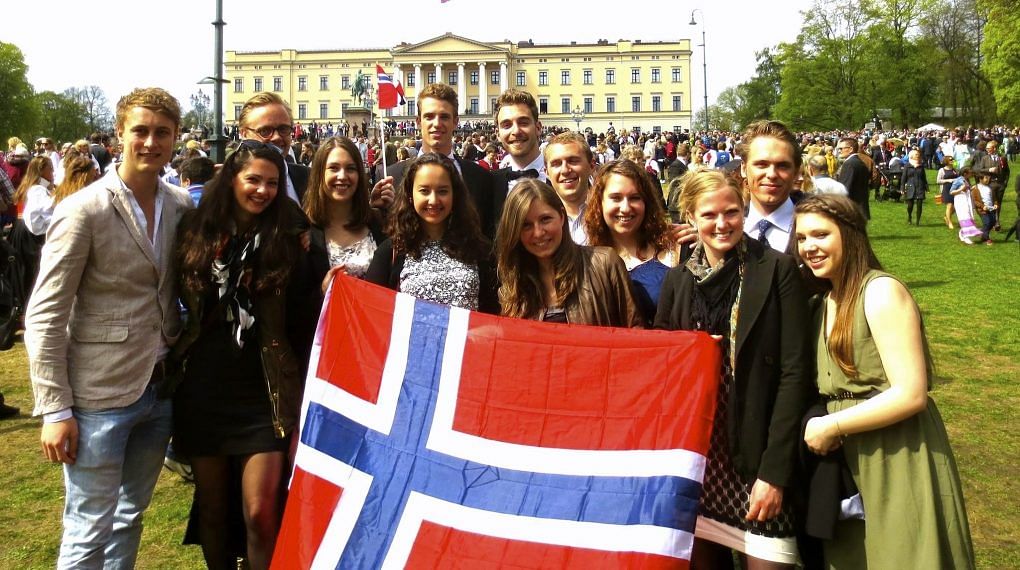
[584,159,677,325]
[303,137,384,280]
[794,194,975,569]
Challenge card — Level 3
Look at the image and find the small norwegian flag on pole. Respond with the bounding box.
[376,65,405,110]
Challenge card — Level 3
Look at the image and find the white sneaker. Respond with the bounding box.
[960,237,974,245]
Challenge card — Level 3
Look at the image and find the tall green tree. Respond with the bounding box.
[980,0,1020,123]
[865,0,938,127]
[774,0,876,130]
[65,85,112,132]
[732,49,783,127]
[920,0,995,125]
[0,42,38,141]
[35,91,89,144]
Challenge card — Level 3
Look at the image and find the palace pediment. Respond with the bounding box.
[393,33,508,56]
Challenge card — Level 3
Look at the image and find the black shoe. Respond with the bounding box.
[0,402,20,419]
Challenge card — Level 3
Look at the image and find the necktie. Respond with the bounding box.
[506,168,540,181]
[756,218,772,248]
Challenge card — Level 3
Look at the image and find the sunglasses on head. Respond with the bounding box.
[236,139,283,155]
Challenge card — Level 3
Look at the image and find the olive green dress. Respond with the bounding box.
[815,271,975,569]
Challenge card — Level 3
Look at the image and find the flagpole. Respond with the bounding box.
[379,75,388,179]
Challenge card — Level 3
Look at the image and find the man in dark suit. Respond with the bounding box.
[485,88,548,238]
[237,92,310,203]
[836,137,872,219]
[370,83,497,237]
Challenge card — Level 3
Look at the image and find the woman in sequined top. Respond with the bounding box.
[365,153,498,313]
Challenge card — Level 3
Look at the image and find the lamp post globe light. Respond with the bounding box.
[689,9,709,133]
[571,106,585,132]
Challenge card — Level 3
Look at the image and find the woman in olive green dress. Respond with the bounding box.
[793,194,975,569]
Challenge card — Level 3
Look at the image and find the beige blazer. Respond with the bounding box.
[25,169,192,415]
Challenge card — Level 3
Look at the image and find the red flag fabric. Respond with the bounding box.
[376,64,399,110]
[271,274,721,569]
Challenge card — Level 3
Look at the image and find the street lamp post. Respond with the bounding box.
[571,106,585,132]
[689,9,709,133]
[200,0,228,164]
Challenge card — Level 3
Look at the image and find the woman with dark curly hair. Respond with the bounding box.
[583,159,676,325]
[365,152,497,312]
[170,141,317,569]
[496,178,642,327]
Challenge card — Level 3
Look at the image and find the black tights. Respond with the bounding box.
[907,199,922,224]
[191,452,286,570]
[690,538,794,570]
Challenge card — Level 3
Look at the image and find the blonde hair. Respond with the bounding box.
[115,87,181,130]
[53,156,96,204]
[238,91,292,129]
[678,169,744,217]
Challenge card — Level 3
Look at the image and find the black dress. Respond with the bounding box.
[172,288,287,458]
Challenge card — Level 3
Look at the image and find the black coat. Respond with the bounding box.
[653,239,813,487]
[837,154,872,219]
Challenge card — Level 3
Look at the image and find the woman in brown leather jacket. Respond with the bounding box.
[171,141,318,570]
[495,178,642,327]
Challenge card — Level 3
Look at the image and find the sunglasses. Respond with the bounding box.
[236,139,283,155]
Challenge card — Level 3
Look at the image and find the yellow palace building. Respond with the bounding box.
[226,33,693,135]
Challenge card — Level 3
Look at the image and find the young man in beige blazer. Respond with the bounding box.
[25,87,192,568]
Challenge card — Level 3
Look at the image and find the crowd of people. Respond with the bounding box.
[1,80,1003,570]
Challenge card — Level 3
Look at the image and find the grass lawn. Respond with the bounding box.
[0,166,1017,568]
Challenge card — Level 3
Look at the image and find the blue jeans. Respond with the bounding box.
[59,382,172,570]
[981,212,995,242]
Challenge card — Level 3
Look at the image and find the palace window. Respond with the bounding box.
[606,69,615,84]
[538,71,548,86]
[516,71,526,86]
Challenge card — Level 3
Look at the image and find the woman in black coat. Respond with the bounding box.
[900,149,928,226]
[654,169,812,569]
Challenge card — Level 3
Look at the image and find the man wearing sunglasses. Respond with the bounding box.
[237,92,310,203]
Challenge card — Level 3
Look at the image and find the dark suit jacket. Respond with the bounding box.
[287,162,310,203]
[837,154,871,219]
[385,157,498,240]
[653,239,812,488]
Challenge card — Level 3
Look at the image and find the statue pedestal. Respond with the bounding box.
[343,107,376,139]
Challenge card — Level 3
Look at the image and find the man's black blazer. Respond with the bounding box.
[837,154,871,219]
[288,162,310,204]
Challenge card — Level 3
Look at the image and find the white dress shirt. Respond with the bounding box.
[499,153,547,194]
[23,180,55,235]
[745,198,795,252]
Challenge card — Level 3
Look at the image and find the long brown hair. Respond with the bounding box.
[584,159,671,257]
[13,156,52,205]
[794,194,882,377]
[52,156,96,204]
[495,179,583,319]
[302,137,373,231]
[176,142,298,294]
[388,153,489,262]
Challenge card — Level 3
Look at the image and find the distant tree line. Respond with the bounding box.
[702,0,1018,131]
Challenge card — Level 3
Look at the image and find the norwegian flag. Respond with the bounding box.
[376,65,405,110]
[271,275,720,569]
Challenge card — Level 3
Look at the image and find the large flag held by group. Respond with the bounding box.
[271,275,721,569]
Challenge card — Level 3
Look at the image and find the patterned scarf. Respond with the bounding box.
[211,230,261,350]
